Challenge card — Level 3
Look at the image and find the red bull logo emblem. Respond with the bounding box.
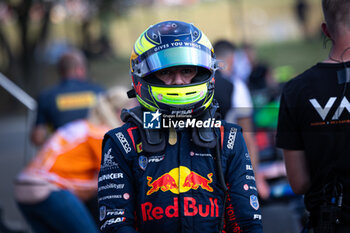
[147,174,177,195]
[183,171,213,192]
[146,166,213,195]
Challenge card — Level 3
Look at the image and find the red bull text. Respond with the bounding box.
[141,197,219,221]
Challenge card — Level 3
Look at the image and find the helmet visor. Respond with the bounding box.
[133,46,215,78]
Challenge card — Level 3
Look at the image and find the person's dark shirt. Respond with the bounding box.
[35,79,105,130]
[214,71,233,119]
[276,62,350,221]
[248,63,269,92]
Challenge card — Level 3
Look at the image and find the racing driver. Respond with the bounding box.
[98,20,263,233]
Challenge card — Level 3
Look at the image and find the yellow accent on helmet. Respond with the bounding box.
[136,95,158,112]
[134,31,158,55]
[151,83,208,106]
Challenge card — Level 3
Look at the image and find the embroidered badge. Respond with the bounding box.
[250,195,260,210]
[137,142,143,153]
[139,155,148,170]
[123,193,130,200]
[99,206,106,221]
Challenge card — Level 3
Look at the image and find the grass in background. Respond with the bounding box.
[89,56,130,88]
[257,35,329,80]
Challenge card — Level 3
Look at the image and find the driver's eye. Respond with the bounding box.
[182,69,191,74]
[181,68,196,76]
[159,70,172,76]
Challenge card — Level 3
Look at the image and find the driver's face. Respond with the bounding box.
[154,66,197,85]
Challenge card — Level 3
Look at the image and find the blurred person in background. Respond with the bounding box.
[244,43,306,233]
[244,43,279,96]
[98,20,262,233]
[244,43,282,166]
[213,39,270,200]
[30,49,105,147]
[14,86,134,233]
[294,0,310,39]
[231,44,252,84]
[277,0,350,232]
[215,40,305,233]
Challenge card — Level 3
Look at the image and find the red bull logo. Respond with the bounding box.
[146,166,213,195]
[147,174,177,195]
[183,171,213,192]
[141,197,219,221]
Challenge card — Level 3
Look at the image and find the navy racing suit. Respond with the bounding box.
[98,121,262,233]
